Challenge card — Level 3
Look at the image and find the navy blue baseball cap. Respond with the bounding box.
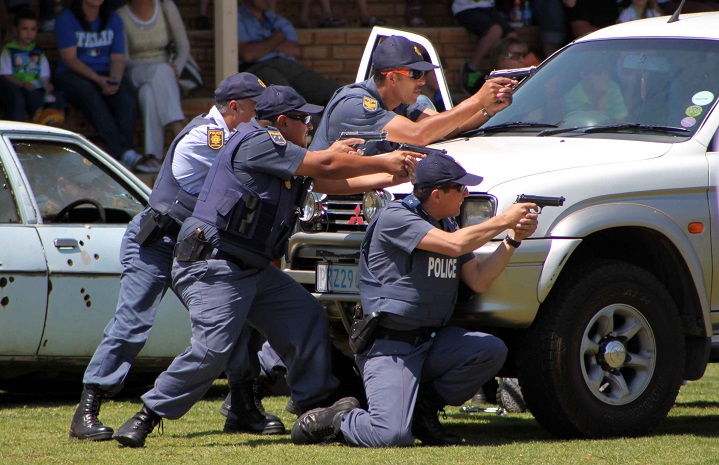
[214,72,266,103]
[372,36,439,72]
[414,152,483,189]
[255,85,324,120]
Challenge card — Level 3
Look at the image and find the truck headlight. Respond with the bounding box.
[363,189,393,222]
[300,192,327,223]
[460,197,496,226]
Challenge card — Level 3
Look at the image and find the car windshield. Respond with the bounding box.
[486,38,719,140]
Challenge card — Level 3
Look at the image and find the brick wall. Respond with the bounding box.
[19,0,539,156]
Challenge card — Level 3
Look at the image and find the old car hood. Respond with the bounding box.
[387,136,672,193]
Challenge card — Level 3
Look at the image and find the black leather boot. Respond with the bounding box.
[113,404,161,448]
[223,381,285,435]
[412,384,462,446]
[68,385,114,441]
[218,376,281,422]
[291,397,359,445]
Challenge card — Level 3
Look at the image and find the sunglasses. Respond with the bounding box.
[286,114,312,125]
[381,69,425,80]
[506,52,528,60]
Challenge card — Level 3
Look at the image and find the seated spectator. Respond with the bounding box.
[196,0,210,29]
[618,0,663,22]
[565,0,619,39]
[54,0,158,173]
[405,0,426,27]
[297,0,385,28]
[237,0,340,123]
[488,36,529,72]
[0,8,67,125]
[532,0,572,58]
[453,0,518,94]
[117,0,187,163]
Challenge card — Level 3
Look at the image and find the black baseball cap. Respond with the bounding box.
[372,36,439,72]
[414,152,483,189]
[255,85,324,120]
[214,72,266,103]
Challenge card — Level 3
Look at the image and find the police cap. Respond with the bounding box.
[214,72,266,103]
[414,152,483,189]
[255,85,324,120]
[372,36,439,72]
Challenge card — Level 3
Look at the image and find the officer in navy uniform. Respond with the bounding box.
[69,73,287,442]
[111,85,423,448]
[309,35,516,155]
[292,152,538,447]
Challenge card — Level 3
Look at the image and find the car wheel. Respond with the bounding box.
[496,378,527,413]
[518,260,685,438]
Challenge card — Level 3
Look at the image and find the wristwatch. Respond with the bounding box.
[504,235,521,248]
[481,108,493,119]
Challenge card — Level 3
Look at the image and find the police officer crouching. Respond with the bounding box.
[111,85,422,448]
[292,152,538,447]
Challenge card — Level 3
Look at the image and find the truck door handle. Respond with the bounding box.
[54,238,79,249]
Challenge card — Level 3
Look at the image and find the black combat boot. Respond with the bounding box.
[291,397,359,445]
[223,380,285,435]
[68,385,114,441]
[412,384,462,446]
[218,372,282,422]
[113,404,161,448]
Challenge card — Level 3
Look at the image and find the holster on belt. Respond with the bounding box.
[174,228,213,261]
[136,210,182,246]
[349,307,381,355]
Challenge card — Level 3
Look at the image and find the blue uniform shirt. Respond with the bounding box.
[237,3,298,65]
[172,106,235,196]
[309,78,426,155]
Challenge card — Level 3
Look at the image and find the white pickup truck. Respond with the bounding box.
[283,12,719,438]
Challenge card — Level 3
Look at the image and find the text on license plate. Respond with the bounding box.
[316,262,358,293]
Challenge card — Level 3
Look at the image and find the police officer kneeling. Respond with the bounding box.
[292,152,538,447]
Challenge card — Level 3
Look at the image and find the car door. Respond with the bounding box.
[7,133,190,359]
[0,151,48,357]
[356,26,453,112]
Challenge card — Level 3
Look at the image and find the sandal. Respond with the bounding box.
[405,6,426,27]
[320,16,346,28]
[361,16,387,28]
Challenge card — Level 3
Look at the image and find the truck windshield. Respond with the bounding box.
[488,38,719,139]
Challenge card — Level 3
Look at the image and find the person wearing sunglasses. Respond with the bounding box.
[488,37,530,73]
[292,152,538,447]
[309,35,516,157]
[112,85,424,448]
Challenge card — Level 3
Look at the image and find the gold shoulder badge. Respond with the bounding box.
[363,96,378,112]
[207,129,224,149]
[268,129,286,146]
[284,180,292,190]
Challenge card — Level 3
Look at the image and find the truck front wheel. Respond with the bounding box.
[518,260,685,438]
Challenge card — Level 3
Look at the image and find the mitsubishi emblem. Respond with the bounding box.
[349,204,364,225]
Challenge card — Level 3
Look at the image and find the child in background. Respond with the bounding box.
[617,0,663,23]
[0,8,65,125]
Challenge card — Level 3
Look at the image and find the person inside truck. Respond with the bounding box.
[309,35,516,155]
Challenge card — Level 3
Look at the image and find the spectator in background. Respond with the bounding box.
[237,0,340,118]
[405,0,426,27]
[298,0,385,28]
[54,0,158,173]
[617,0,663,22]
[453,0,518,94]
[488,36,529,71]
[197,0,210,29]
[118,0,188,164]
[564,0,619,39]
[532,0,571,58]
[0,8,66,124]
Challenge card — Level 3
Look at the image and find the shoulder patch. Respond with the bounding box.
[402,194,421,209]
[363,96,378,112]
[268,129,287,146]
[207,129,224,149]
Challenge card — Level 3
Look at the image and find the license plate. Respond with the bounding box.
[316,262,358,293]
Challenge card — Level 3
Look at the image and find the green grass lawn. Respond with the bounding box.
[3,365,719,465]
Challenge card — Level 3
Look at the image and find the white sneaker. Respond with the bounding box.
[120,150,161,174]
[134,157,161,174]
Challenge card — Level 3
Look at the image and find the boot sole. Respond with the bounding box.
[68,431,113,441]
[113,434,145,448]
[223,424,285,435]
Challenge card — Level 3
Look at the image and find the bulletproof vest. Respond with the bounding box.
[148,115,214,223]
[192,124,304,268]
[358,197,460,327]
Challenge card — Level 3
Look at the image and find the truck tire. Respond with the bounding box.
[518,260,685,438]
[496,378,527,413]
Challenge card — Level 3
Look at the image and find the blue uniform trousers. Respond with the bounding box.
[341,327,507,447]
[142,258,339,419]
[83,209,254,396]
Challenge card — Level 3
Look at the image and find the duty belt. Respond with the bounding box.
[375,326,434,347]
